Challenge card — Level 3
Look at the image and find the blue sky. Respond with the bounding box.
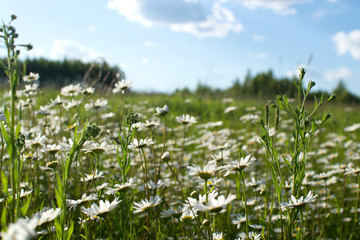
[1,0,360,95]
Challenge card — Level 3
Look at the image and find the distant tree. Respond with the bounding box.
[333,80,360,104]
[0,57,125,89]
[227,77,242,98]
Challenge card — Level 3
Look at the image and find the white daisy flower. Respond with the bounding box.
[36,208,62,226]
[154,105,170,116]
[220,154,256,176]
[281,191,317,209]
[176,114,197,125]
[195,194,236,214]
[113,79,133,94]
[81,197,121,219]
[1,216,39,240]
[133,195,162,214]
[188,163,218,180]
[80,169,105,182]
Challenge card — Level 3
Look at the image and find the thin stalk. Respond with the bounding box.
[239,171,249,238]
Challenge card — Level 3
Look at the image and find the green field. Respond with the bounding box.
[1,16,360,240]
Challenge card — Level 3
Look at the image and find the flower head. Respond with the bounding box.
[81,197,121,219]
[23,72,39,82]
[80,169,105,182]
[188,163,218,181]
[133,195,162,214]
[61,84,82,97]
[195,194,236,214]
[113,79,133,94]
[281,191,317,209]
[105,177,137,195]
[220,154,256,176]
[154,105,169,116]
[36,208,62,226]
[1,216,39,240]
[130,138,154,149]
[176,114,197,125]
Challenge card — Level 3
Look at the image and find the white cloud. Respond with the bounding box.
[332,30,360,60]
[224,0,311,15]
[143,41,158,48]
[324,67,352,82]
[107,0,243,37]
[49,40,100,62]
[252,34,265,41]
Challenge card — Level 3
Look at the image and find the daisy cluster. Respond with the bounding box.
[0,71,359,240]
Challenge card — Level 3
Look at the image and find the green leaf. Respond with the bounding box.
[54,218,63,239]
[1,170,9,196]
[66,221,75,240]
[55,188,63,209]
[1,122,10,144]
[20,196,31,216]
[4,107,10,124]
[282,155,292,173]
[1,205,7,230]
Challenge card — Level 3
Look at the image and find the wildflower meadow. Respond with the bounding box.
[1,15,360,240]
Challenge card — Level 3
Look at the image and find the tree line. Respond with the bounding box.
[0,57,125,90]
[1,58,358,103]
[176,70,360,104]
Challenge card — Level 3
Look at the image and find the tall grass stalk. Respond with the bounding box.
[0,15,33,224]
[258,67,335,239]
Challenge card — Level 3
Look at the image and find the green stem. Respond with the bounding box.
[239,171,249,238]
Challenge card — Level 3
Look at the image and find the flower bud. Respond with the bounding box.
[161,152,171,162]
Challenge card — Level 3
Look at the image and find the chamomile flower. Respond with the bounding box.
[154,105,170,116]
[1,216,39,240]
[220,154,256,176]
[36,208,62,226]
[80,169,105,182]
[144,120,160,129]
[26,135,47,149]
[213,232,225,240]
[195,194,236,214]
[232,214,246,229]
[67,193,98,208]
[61,84,82,97]
[237,231,262,240]
[161,151,171,162]
[224,106,237,114]
[113,79,133,94]
[130,138,154,149]
[176,114,197,125]
[180,208,197,222]
[161,206,185,219]
[188,163,218,181]
[281,191,317,209]
[133,195,162,214]
[42,144,61,155]
[105,177,137,195]
[82,87,95,95]
[50,95,66,107]
[84,98,108,111]
[16,189,33,199]
[83,141,114,154]
[23,72,40,82]
[81,197,121,219]
[63,99,82,110]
